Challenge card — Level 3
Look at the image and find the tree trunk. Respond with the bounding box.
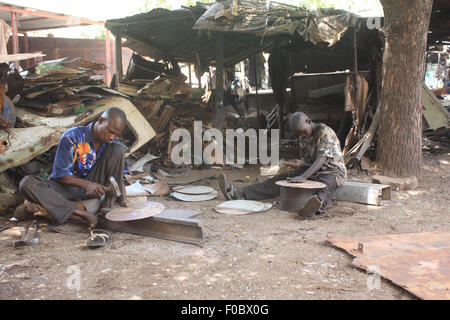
[376,0,433,178]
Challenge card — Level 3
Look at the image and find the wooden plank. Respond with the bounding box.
[333,180,391,206]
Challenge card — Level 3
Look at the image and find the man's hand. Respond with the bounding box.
[119,197,130,208]
[287,175,307,183]
[282,159,304,169]
[83,181,105,199]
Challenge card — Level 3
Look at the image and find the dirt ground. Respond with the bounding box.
[0,152,449,300]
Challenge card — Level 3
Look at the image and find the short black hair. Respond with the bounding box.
[101,107,127,124]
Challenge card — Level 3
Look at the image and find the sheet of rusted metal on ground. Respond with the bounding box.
[326,231,450,300]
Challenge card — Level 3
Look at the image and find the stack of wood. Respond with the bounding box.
[118,74,204,101]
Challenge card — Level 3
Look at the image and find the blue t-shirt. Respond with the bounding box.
[51,122,128,179]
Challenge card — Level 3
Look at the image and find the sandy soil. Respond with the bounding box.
[0,152,448,300]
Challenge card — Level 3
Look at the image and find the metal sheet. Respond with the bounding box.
[171,191,217,202]
[275,180,327,189]
[173,185,215,195]
[215,200,273,215]
[332,180,391,205]
[327,231,450,300]
[101,208,203,245]
[105,201,165,221]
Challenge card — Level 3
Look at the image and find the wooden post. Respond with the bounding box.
[188,63,192,85]
[214,32,224,130]
[253,54,261,132]
[105,30,112,86]
[353,27,360,138]
[114,31,123,87]
[23,32,30,68]
[10,12,19,70]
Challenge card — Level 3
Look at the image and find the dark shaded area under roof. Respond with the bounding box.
[429,0,450,45]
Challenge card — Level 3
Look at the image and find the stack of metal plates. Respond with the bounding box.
[171,186,218,202]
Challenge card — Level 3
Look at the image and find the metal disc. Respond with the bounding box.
[172,185,215,195]
[275,180,327,189]
[105,201,165,221]
[171,191,218,202]
[215,200,273,215]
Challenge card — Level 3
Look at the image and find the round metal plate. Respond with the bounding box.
[171,191,218,202]
[105,201,165,221]
[275,180,327,189]
[215,200,273,215]
[172,185,215,195]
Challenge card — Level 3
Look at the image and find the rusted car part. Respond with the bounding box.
[0,96,156,173]
[327,231,450,300]
[101,208,203,245]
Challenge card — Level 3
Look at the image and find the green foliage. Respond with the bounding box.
[80,25,106,39]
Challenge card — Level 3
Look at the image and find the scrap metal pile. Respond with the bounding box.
[116,54,235,167]
[15,57,119,117]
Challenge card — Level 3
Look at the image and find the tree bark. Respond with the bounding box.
[376,0,433,178]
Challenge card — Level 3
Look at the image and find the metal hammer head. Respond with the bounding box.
[103,176,122,198]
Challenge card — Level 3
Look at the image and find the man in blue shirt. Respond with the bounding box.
[19,107,130,231]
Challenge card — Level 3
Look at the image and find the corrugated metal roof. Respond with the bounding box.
[105,1,371,67]
[105,5,262,67]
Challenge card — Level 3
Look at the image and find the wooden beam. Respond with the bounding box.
[105,30,112,86]
[114,32,123,86]
[0,5,104,26]
[10,12,19,70]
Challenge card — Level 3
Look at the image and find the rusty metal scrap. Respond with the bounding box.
[327,231,450,300]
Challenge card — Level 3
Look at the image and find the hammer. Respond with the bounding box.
[102,176,122,198]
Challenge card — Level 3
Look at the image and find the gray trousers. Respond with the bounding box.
[19,142,126,224]
[238,166,338,213]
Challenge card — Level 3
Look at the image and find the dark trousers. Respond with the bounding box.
[19,142,126,224]
[238,166,337,213]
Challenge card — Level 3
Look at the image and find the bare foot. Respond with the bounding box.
[100,196,113,209]
[73,209,99,232]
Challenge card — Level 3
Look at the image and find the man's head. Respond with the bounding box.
[289,112,313,138]
[96,107,127,143]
